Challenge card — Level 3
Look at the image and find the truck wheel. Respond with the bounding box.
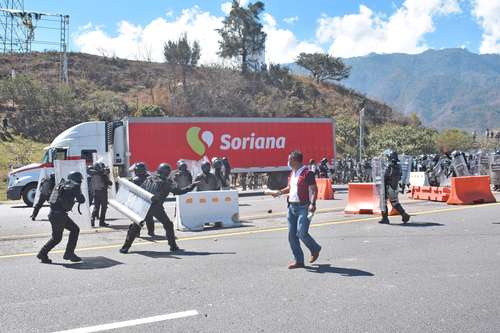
[267,171,289,190]
[22,183,37,207]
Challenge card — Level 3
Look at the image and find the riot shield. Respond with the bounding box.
[491,154,500,186]
[451,155,470,177]
[53,160,91,224]
[33,167,52,207]
[109,178,153,225]
[372,157,387,213]
[399,155,413,190]
[479,151,491,176]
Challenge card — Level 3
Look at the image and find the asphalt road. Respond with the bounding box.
[1,192,499,332]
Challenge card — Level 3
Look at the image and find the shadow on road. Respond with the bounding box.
[131,250,236,259]
[54,256,123,270]
[306,264,374,277]
[492,222,500,225]
[11,205,29,209]
[393,222,444,227]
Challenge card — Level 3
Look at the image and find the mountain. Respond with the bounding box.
[341,49,500,131]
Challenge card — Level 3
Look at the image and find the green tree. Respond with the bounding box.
[366,124,438,157]
[217,1,266,73]
[435,129,475,153]
[336,115,359,157]
[164,33,201,88]
[82,90,130,121]
[296,52,351,84]
[135,104,165,117]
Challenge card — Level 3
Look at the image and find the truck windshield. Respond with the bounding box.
[41,150,50,163]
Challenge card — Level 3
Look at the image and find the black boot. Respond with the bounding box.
[379,211,390,224]
[394,204,410,224]
[63,253,82,262]
[120,224,139,253]
[37,252,52,264]
[90,216,95,228]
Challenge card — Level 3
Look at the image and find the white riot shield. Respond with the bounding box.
[108,178,153,225]
[183,156,210,179]
[491,154,500,186]
[372,157,386,213]
[53,160,91,224]
[451,155,470,177]
[33,167,52,206]
[93,151,117,200]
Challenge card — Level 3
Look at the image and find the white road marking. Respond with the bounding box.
[52,310,199,333]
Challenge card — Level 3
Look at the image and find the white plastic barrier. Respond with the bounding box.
[175,190,240,231]
[53,160,91,224]
[409,172,429,187]
[109,178,153,225]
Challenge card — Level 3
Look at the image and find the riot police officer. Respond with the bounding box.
[212,157,228,190]
[88,162,113,227]
[132,162,155,237]
[120,163,197,253]
[172,160,193,188]
[379,151,411,225]
[222,157,232,186]
[37,172,86,264]
[318,158,329,178]
[31,173,56,221]
[195,161,220,191]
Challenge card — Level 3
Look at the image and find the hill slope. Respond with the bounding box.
[341,48,500,131]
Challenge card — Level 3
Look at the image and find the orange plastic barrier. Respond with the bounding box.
[409,186,451,202]
[316,178,334,200]
[447,176,496,205]
[344,183,398,215]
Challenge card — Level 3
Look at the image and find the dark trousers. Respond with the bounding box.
[32,194,49,218]
[92,190,108,225]
[122,204,176,250]
[145,215,155,235]
[39,211,80,256]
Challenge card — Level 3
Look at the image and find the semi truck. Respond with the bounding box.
[7,117,336,206]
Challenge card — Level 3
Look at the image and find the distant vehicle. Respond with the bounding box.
[7,117,336,206]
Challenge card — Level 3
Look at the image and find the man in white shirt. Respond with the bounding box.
[272,151,321,269]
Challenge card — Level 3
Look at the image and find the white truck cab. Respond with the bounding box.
[7,121,109,206]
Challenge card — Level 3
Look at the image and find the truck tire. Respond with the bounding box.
[267,171,289,190]
[22,183,37,207]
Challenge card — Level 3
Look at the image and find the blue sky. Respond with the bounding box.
[22,0,499,63]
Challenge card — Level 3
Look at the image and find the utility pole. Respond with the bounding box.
[359,107,365,162]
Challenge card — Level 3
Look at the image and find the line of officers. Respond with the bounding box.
[35,158,231,264]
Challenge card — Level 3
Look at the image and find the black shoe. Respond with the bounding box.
[90,217,95,228]
[378,218,390,224]
[37,253,52,264]
[99,222,109,227]
[30,215,36,221]
[148,232,156,237]
[170,245,181,252]
[119,247,129,254]
[63,253,82,262]
[402,213,411,224]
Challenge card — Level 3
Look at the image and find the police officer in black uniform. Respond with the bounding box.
[132,162,156,237]
[195,161,220,191]
[212,157,228,190]
[319,157,329,178]
[120,163,197,253]
[31,173,56,221]
[172,160,193,188]
[88,162,113,227]
[37,172,86,264]
[222,157,231,186]
[379,151,411,224]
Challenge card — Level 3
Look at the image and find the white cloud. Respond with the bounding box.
[283,16,299,25]
[472,0,500,54]
[75,7,223,64]
[316,0,462,57]
[263,13,323,63]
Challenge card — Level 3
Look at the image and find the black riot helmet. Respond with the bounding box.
[134,162,147,176]
[451,150,461,158]
[157,163,172,178]
[212,157,222,170]
[93,162,103,171]
[67,171,83,184]
[320,157,328,164]
[201,161,211,174]
[177,159,188,172]
[496,150,500,155]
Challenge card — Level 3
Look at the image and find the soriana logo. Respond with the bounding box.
[186,127,286,156]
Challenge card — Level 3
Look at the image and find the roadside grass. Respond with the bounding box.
[0,134,46,201]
